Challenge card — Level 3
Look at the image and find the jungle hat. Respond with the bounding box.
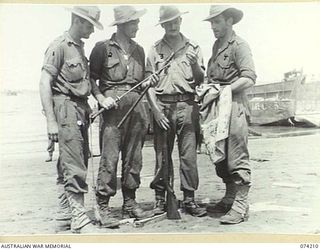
[67,6,103,30]
[110,5,147,26]
[157,6,188,25]
[203,5,243,24]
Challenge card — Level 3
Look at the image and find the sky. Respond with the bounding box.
[0,2,320,91]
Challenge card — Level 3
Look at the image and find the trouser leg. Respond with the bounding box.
[53,97,92,231]
[176,101,199,193]
[151,102,176,195]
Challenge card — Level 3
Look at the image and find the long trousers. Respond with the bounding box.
[96,89,148,197]
[215,100,251,185]
[151,99,199,193]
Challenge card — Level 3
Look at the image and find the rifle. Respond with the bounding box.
[151,130,181,220]
[116,52,175,129]
[163,130,181,219]
[90,52,175,123]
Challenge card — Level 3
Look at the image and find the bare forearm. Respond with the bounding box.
[39,71,56,123]
[146,87,160,113]
[231,77,254,93]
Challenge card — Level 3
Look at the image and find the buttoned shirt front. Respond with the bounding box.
[42,32,91,98]
[146,33,204,95]
[89,33,145,96]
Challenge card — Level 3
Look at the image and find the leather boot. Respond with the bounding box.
[153,190,166,215]
[122,188,154,220]
[55,185,72,232]
[96,193,119,228]
[183,190,207,217]
[65,191,92,233]
[220,184,250,224]
[206,183,236,214]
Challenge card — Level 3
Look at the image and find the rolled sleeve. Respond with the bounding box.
[196,46,205,71]
[42,44,63,78]
[145,46,157,77]
[235,41,257,83]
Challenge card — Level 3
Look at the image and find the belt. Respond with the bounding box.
[52,93,88,103]
[104,84,141,92]
[157,94,195,103]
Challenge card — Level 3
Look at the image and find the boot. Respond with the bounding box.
[183,190,207,217]
[154,199,166,215]
[153,190,166,215]
[65,191,93,233]
[76,222,104,234]
[122,188,154,220]
[206,183,236,214]
[96,193,119,228]
[220,184,250,225]
[55,185,72,232]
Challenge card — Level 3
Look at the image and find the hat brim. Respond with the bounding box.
[66,8,104,30]
[203,8,243,25]
[109,9,147,26]
[156,11,189,26]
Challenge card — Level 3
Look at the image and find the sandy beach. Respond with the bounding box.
[0,91,319,237]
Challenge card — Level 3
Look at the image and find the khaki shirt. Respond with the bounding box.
[207,32,257,115]
[42,32,91,98]
[146,33,204,95]
[89,33,145,96]
[207,32,256,84]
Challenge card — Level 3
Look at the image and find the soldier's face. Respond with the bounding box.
[79,19,94,39]
[161,17,181,37]
[209,14,229,39]
[120,19,140,39]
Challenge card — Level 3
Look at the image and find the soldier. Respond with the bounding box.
[203,5,257,224]
[89,5,155,224]
[146,6,207,217]
[39,6,104,233]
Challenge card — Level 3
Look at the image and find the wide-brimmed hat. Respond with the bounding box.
[203,5,243,24]
[67,6,103,30]
[157,6,188,25]
[110,5,146,26]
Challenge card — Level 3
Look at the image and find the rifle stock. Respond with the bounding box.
[162,131,181,220]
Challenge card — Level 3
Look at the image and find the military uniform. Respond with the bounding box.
[207,31,256,185]
[146,34,204,202]
[89,33,148,203]
[42,31,92,231]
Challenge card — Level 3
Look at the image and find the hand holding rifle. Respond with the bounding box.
[90,62,168,123]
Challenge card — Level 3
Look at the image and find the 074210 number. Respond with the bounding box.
[300,244,319,249]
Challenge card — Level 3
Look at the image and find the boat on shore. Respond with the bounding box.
[247,70,320,127]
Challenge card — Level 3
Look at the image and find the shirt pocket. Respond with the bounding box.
[155,58,167,80]
[106,58,126,81]
[217,54,232,69]
[63,57,85,83]
[133,61,144,81]
[178,59,193,81]
[57,100,83,142]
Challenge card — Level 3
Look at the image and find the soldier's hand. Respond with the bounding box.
[154,111,170,130]
[141,74,160,89]
[149,73,160,87]
[100,97,118,110]
[186,50,198,65]
[47,120,58,142]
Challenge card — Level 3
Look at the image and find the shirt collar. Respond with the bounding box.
[64,31,84,47]
[162,33,190,52]
[109,33,137,49]
[214,31,236,58]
